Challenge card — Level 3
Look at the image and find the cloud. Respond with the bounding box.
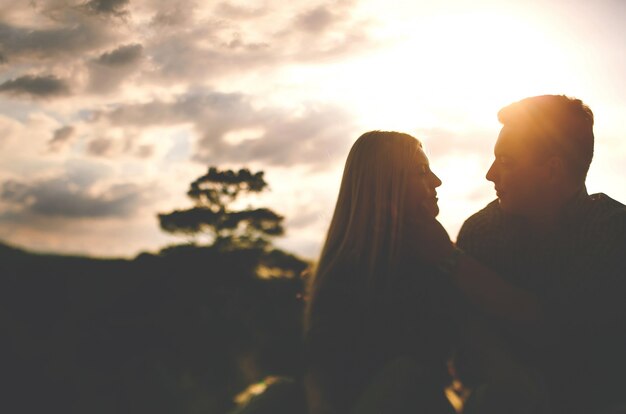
[144,27,273,81]
[104,92,245,126]
[143,1,379,82]
[296,5,337,32]
[1,0,378,88]
[285,208,325,231]
[0,17,117,62]
[98,91,356,167]
[0,0,379,93]
[81,127,155,158]
[194,104,355,168]
[86,136,115,156]
[214,2,268,19]
[0,180,30,204]
[64,158,115,188]
[148,1,198,27]
[134,144,154,158]
[0,175,151,219]
[48,125,76,152]
[0,115,23,148]
[87,44,144,92]
[0,75,70,97]
[276,0,378,63]
[96,43,143,66]
[83,0,130,17]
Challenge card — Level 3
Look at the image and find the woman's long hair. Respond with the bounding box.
[303,131,433,413]
[306,131,423,325]
[304,131,451,414]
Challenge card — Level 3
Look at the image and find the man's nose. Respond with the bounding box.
[486,161,497,183]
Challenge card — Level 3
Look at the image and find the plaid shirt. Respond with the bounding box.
[457,187,626,410]
[458,187,626,323]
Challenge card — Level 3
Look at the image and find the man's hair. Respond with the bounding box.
[498,95,594,181]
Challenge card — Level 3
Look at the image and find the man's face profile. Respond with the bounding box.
[486,125,551,217]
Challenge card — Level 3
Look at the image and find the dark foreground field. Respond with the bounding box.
[1,242,308,414]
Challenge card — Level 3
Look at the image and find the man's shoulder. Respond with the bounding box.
[458,199,502,234]
[588,193,626,214]
[585,192,626,236]
[456,199,504,249]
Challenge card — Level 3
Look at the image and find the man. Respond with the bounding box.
[456,95,626,413]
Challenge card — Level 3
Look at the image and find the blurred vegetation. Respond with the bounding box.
[2,167,310,414]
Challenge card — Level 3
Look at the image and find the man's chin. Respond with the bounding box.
[497,197,510,211]
[497,198,521,215]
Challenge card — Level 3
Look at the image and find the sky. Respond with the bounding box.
[0,0,624,260]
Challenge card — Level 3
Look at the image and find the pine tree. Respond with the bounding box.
[158,167,284,251]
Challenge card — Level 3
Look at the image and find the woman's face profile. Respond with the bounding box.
[407,148,442,217]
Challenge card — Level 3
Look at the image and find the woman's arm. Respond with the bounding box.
[452,251,542,325]
[411,215,546,344]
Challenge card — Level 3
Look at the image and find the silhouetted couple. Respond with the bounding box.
[304,95,626,414]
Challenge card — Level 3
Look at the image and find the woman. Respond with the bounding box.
[303,131,460,414]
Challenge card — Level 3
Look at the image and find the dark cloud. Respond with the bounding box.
[0,180,30,204]
[98,91,355,167]
[145,1,378,82]
[0,175,149,219]
[145,28,274,81]
[104,91,245,125]
[271,1,377,63]
[87,44,144,93]
[87,137,115,156]
[0,52,7,64]
[83,0,130,16]
[0,75,70,97]
[84,133,148,158]
[195,104,355,168]
[0,19,115,61]
[151,5,194,27]
[296,6,336,32]
[0,0,376,90]
[49,126,76,152]
[96,43,143,66]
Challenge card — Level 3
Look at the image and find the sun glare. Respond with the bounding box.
[318,9,583,133]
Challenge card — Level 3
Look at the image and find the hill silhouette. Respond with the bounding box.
[2,240,309,414]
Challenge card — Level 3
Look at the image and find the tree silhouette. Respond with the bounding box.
[159,167,284,251]
[156,167,309,409]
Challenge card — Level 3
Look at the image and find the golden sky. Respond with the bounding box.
[0,0,624,258]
